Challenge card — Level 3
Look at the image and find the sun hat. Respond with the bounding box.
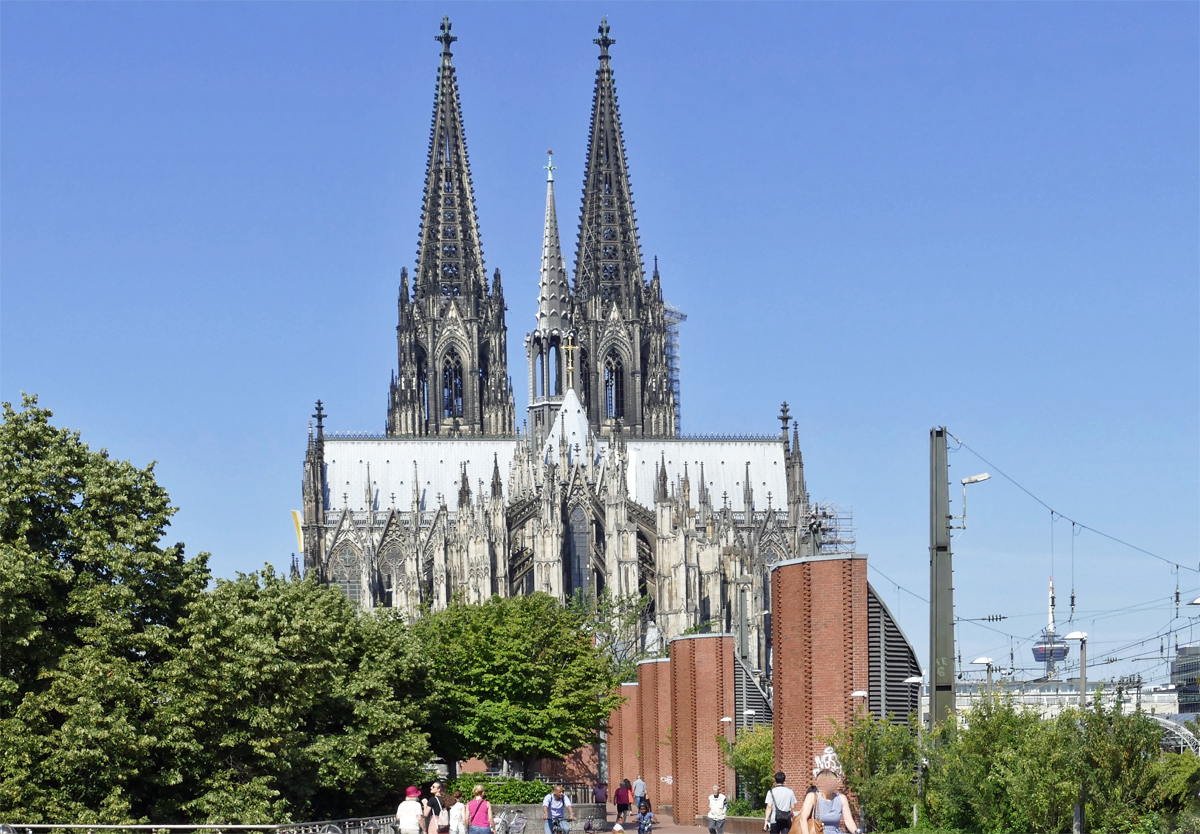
[406,786,421,799]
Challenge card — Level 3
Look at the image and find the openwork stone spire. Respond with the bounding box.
[573,16,645,307]
[415,15,486,301]
[389,17,515,437]
[537,150,571,334]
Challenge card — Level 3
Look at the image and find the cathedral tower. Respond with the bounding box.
[388,17,515,437]
[570,19,676,438]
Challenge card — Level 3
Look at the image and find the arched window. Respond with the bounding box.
[604,351,624,420]
[332,547,362,605]
[549,343,560,396]
[416,349,429,424]
[443,350,464,418]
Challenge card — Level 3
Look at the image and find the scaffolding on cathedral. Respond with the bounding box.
[664,302,686,435]
[810,502,857,554]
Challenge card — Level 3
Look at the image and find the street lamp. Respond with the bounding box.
[972,657,995,693]
[958,473,991,531]
[1064,632,1089,708]
[903,675,925,827]
[1064,631,1089,834]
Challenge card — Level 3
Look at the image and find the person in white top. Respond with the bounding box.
[764,772,798,834]
[449,790,467,834]
[397,786,425,834]
[707,785,729,834]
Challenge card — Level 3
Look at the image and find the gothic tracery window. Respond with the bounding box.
[443,350,464,418]
[604,351,624,420]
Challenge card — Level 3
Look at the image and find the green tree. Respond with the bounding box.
[152,568,434,823]
[829,710,919,832]
[413,593,622,776]
[1079,698,1164,833]
[0,395,209,822]
[569,590,654,682]
[720,724,774,808]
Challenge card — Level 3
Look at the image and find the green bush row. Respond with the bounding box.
[447,775,559,805]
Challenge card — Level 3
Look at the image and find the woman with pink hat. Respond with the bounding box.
[397,786,425,834]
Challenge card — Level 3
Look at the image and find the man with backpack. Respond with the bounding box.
[763,772,797,834]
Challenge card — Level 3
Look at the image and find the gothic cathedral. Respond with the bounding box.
[300,18,860,672]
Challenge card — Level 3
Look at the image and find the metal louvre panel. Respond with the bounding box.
[867,582,921,724]
[734,654,773,729]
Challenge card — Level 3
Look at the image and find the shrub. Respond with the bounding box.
[447,775,557,805]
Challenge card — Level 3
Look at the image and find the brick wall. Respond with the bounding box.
[771,555,868,782]
[669,634,736,825]
[635,658,671,807]
[609,682,640,796]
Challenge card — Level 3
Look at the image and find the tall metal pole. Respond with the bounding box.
[929,428,956,727]
[1078,638,1088,708]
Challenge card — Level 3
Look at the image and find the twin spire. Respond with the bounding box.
[414,15,484,301]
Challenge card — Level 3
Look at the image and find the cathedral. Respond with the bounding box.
[299,18,853,672]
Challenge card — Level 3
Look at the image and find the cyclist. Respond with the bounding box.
[542,785,576,834]
[635,802,654,834]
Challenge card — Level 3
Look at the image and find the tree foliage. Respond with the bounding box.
[413,593,622,775]
[830,695,1187,834]
[0,395,209,822]
[151,569,433,823]
[0,397,433,823]
[569,590,655,682]
[720,724,775,808]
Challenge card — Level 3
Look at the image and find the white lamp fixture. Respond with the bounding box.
[903,675,923,684]
[850,690,868,698]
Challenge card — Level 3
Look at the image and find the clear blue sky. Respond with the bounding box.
[3,2,1197,686]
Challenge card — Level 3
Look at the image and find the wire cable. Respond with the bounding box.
[946,431,1195,573]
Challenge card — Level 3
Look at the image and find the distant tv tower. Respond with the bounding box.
[1032,576,1070,679]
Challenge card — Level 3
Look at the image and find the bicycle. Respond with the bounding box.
[548,819,572,834]
[496,810,527,834]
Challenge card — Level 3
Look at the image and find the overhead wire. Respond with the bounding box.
[945,431,1194,573]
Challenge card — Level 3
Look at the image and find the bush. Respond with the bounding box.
[447,775,557,805]
[727,798,756,817]
[721,725,775,808]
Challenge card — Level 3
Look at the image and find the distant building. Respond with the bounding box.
[1171,645,1200,713]
[920,681,1179,723]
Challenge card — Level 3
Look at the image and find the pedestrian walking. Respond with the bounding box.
[799,769,858,834]
[707,785,728,834]
[449,791,467,834]
[763,772,798,834]
[632,776,647,809]
[615,780,631,823]
[425,781,451,834]
[397,786,424,834]
[467,784,494,834]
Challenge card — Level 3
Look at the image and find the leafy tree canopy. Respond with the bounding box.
[414,593,621,775]
[0,395,209,822]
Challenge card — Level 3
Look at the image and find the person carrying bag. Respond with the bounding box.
[467,784,494,834]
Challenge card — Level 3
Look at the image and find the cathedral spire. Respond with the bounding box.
[537,149,571,334]
[574,17,644,305]
[415,15,485,301]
